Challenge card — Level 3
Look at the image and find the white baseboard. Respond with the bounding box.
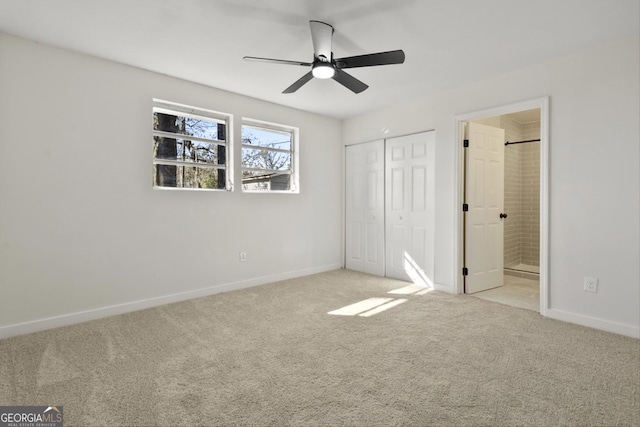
[0,263,342,340]
[546,308,640,339]
[433,282,452,293]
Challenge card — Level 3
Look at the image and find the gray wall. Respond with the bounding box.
[0,33,344,337]
[343,38,640,337]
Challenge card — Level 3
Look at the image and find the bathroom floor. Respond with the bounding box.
[471,274,540,312]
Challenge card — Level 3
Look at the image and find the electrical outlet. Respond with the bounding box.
[584,276,598,293]
[239,251,247,262]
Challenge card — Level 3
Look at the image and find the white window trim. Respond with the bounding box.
[152,99,233,191]
[241,117,299,194]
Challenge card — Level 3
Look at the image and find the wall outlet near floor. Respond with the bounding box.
[239,251,247,262]
[584,276,598,293]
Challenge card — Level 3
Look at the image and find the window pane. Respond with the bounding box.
[242,125,291,150]
[154,111,225,141]
[242,170,291,192]
[240,119,297,193]
[241,148,291,171]
[154,137,226,165]
[154,164,226,190]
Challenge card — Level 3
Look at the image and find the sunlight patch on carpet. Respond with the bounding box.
[328,297,409,317]
[328,298,393,316]
[358,298,408,317]
[388,283,431,295]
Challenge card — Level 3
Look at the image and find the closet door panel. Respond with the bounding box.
[385,132,435,285]
[345,141,385,276]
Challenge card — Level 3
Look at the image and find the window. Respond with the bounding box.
[152,100,232,190]
[241,119,298,193]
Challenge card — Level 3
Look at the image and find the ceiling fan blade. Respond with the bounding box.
[243,56,312,67]
[332,69,368,94]
[335,50,405,69]
[283,71,314,94]
[309,20,334,61]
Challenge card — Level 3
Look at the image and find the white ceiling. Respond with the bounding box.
[0,0,638,119]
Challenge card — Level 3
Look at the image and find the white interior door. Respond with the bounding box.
[345,141,385,276]
[385,132,435,285]
[465,122,505,293]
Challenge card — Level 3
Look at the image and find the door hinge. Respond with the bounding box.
[463,139,469,148]
[462,267,468,276]
[462,203,468,212]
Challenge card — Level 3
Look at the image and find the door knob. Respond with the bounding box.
[500,213,508,219]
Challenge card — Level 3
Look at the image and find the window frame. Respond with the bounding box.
[241,118,299,193]
[152,99,233,191]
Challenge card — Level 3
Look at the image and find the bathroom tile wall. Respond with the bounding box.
[501,116,523,268]
[521,122,540,266]
[502,119,541,268]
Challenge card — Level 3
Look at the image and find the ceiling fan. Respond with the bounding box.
[243,20,405,94]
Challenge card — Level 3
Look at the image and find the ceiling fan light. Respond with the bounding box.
[312,63,335,79]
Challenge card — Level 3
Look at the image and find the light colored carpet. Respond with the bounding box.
[0,269,638,426]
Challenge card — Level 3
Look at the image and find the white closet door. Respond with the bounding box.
[465,122,505,293]
[385,132,435,285]
[345,141,385,276]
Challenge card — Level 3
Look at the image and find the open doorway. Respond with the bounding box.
[467,110,541,311]
[454,98,549,315]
